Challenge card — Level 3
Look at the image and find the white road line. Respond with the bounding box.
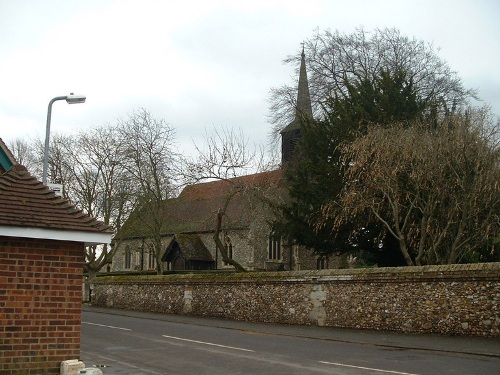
[82,322,132,331]
[80,351,164,375]
[162,334,254,352]
[319,361,420,375]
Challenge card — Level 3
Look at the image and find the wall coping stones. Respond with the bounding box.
[93,262,500,285]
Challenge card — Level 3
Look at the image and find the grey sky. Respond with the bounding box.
[1,0,498,155]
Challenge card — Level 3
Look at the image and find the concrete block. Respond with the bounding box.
[60,359,85,375]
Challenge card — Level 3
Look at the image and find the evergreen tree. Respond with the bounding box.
[274,69,428,264]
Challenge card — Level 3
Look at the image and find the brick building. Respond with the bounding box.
[0,139,112,375]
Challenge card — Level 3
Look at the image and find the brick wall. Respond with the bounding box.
[0,237,84,375]
[92,263,500,337]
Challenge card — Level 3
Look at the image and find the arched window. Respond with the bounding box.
[124,246,132,269]
[268,233,281,260]
[148,250,156,270]
[223,236,233,265]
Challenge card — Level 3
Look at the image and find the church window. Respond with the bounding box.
[223,237,233,265]
[124,246,132,269]
[148,250,156,270]
[268,233,281,260]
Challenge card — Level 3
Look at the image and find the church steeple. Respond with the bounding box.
[295,45,313,119]
[281,46,313,164]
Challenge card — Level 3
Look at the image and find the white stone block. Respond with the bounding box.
[60,359,85,375]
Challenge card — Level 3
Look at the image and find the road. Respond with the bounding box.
[81,308,500,375]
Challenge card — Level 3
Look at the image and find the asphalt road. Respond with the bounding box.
[81,308,500,375]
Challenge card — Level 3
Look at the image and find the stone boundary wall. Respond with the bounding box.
[92,263,500,337]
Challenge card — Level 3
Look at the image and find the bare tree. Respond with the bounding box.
[118,108,178,274]
[8,138,37,174]
[36,133,75,189]
[9,131,127,301]
[182,127,277,272]
[185,127,256,182]
[58,125,134,281]
[328,110,499,265]
[269,27,476,142]
[7,112,179,277]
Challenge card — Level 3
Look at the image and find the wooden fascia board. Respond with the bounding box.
[0,226,112,246]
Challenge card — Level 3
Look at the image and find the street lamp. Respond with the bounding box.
[42,93,86,185]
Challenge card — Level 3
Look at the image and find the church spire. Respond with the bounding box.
[295,45,313,119]
[281,45,313,164]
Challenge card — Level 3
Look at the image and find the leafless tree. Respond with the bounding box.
[328,110,499,265]
[269,27,476,142]
[36,133,75,189]
[9,130,129,299]
[8,138,37,174]
[184,127,256,183]
[118,108,178,274]
[57,125,134,281]
[8,110,179,277]
[182,127,278,272]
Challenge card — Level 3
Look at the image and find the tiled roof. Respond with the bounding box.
[162,234,214,262]
[117,169,285,239]
[178,170,284,200]
[0,164,113,235]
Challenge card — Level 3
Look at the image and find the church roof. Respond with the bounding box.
[178,169,284,200]
[116,169,285,240]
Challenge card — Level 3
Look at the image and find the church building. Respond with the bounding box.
[111,48,331,272]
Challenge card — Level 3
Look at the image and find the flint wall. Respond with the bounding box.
[92,263,500,337]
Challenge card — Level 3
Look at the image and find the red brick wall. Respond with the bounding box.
[0,237,84,375]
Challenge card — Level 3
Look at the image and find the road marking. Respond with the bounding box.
[82,322,132,331]
[319,361,420,375]
[81,351,164,375]
[162,334,254,352]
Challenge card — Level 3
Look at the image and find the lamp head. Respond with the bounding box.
[66,93,86,104]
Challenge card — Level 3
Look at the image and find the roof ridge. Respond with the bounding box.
[178,169,283,201]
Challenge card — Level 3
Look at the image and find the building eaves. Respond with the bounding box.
[0,164,113,245]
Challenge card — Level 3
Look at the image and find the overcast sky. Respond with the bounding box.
[1,0,498,156]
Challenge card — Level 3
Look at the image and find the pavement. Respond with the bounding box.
[81,304,500,362]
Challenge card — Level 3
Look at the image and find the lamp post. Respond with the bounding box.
[42,93,86,185]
